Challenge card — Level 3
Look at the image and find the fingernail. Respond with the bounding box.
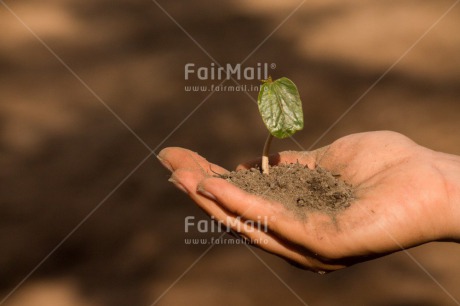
[197,186,217,201]
[168,177,188,194]
[157,155,173,172]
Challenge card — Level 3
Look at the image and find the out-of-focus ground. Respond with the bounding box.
[1,0,460,305]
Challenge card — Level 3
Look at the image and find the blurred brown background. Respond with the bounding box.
[1,0,460,305]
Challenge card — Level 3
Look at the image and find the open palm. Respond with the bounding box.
[159,131,457,272]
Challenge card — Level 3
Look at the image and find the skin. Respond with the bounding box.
[158,131,460,273]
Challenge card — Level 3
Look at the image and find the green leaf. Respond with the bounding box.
[258,77,304,139]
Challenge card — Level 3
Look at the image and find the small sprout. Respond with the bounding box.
[257,76,304,174]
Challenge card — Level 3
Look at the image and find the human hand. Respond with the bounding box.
[158,131,460,272]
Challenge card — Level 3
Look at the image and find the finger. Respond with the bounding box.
[236,150,320,170]
[172,168,239,223]
[158,147,228,175]
[176,172,345,271]
[171,168,207,194]
[198,177,340,256]
[198,177,285,221]
[212,214,345,272]
[198,176,307,242]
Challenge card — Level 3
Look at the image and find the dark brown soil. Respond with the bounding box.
[222,163,354,217]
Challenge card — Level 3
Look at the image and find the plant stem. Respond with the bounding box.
[262,133,273,175]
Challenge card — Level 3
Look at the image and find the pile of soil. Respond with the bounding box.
[222,163,354,217]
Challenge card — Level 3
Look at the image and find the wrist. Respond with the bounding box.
[434,151,460,241]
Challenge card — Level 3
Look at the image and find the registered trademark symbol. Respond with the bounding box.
[270,63,276,69]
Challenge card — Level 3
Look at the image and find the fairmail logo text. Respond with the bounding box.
[184,62,275,81]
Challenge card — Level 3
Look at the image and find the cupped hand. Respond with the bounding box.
[158,131,456,272]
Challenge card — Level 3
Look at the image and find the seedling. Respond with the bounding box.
[258,77,304,174]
